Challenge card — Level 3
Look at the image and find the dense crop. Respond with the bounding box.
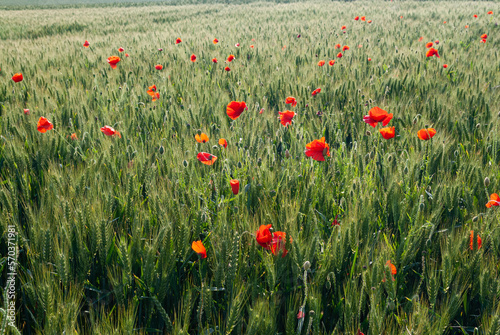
[0,1,499,334]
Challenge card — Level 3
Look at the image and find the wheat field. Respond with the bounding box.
[0,1,499,334]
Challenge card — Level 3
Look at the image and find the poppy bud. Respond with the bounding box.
[183,160,188,167]
[258,158,262,166]
[309,310,315,315]
[285,149,290,158]
[237,161,242,168]
[419,202,425,210]
[323,147,329,157]
[186,123,191,129]
[159,146,164,154]
[476,123,481,128]
[403,166,408,174]
[472,216,479,222]
[484,177,490,187]
[365,131,371,136]
[212,145,218,150]
[230,179,240,195]
[197,129,202,135]
[303,261,311,270]
[388,155,392,162]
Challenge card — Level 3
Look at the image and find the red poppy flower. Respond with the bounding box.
[285,96,297,107]
[469,231,482,250]
[212,58,218,63]
[155,64,163,70]
[213,38,218,44]
[425,42,433,48]
[367,20,372,23]
[197,152,217,165]
[230,179,240,195]
[24,109,30,115]
[311,88,321,96]
[225,66,231,72]
[151,92,160,101]
[175,38,182,44]
[363,106,393,127]
[443,64,448,68]
[235,43,240,47]
[218,138,228,148]
[481,39,487,43]
[192,240,207,258]
[342,45,349,51]
[297,310,305,319]
[332,215,340,226]
[380,126,395,139]
[101,126,121,138]
[226,101,247,120]
[341,25,346,30]
[118,47,124,52]
[354,16,359,21]
[270,231,291,257]
[37,117,53,133]
[227,54,235,62]
[368,58,372,61]
[107,56,121,69]
[191,54,197,62]
[71,133,78,140]
[481,34,488,39]
[417,128,436,140]
[487,11,493,15]
[256,224,273,249]
[83,40,90,48]
[486,193,500,208]
[125,53,129,57]
[195,133,209,143]
[426,48,440,58]
[465,25,469,29]
[386,260,397,275]
[434,40,440,44]
[329,60,335,66]
[12,73,23,83]
[418,37,424,41]
[318,60,325,66]
[259,108,264,114]
[400,15,403,19]
[443,21,446,24]
[473,14,478,18]
[361,16,366,21]
[335,44,341,49]
[279,110,295,127]
[305,137,330,161]
[337,52,343,58]
[147,84,156,95]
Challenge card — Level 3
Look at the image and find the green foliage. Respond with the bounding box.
[0,0,499,334]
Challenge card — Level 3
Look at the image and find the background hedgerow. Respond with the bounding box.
[0,1,499,334]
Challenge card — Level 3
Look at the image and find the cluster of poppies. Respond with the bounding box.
[256,224,291,257]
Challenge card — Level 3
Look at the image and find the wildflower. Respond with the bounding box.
[305,137,330,161]
[155,64,163,70]
[279,110,295,127]
[107,56,121,69]
[101,126,121,138]
[285,96,297,107]
[12,73,23,82]
[192,240,207,258]
[195,133,209,143]
[230,179,240,195]
[256,224,273,249]
[270,231,291,257]
[329,60,335,66]
[213,38,218,44]
[83,40,90,48]
[363,106,393,127]
[37,117,53,133]
[380,126,395,139]
[218,138,228,148]
[226,101,247,120]
[426,48,440,58]
[311,88,321,96]
[197,152,217,165]
[175,38,182,44]
[212,58,218,63]
[469,231,482,250]
[118,47,124,52]
[227,54,235,62]
[191,54,197,62]
[486,193,500,208]
[318,60,325,66]
[417,128,436,140]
